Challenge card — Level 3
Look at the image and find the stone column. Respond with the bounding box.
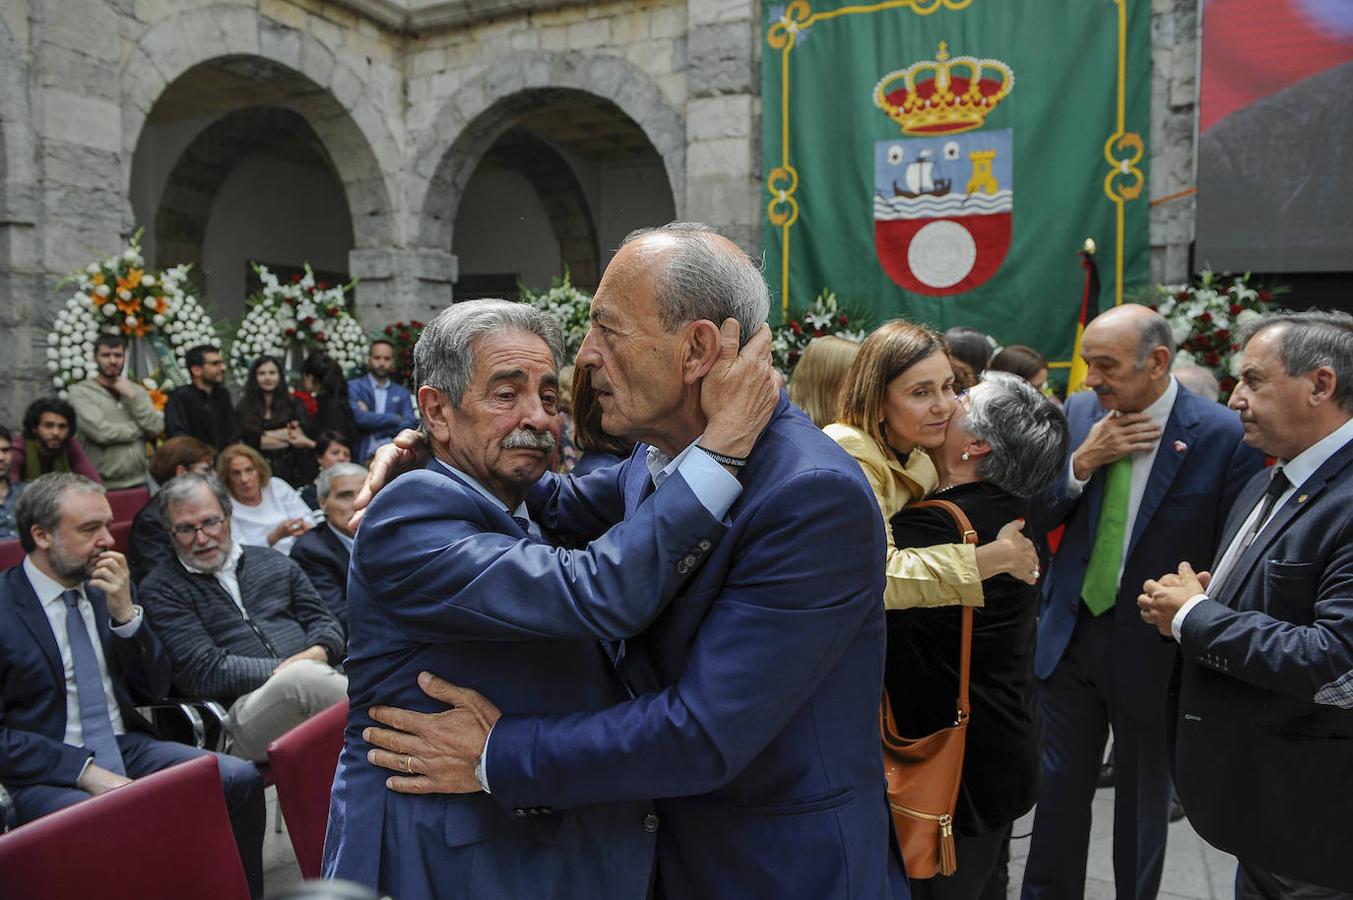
[1150,0,1200,285]
[684,0,762,256]
[348,246,459,328]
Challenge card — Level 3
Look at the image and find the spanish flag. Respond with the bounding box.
[1065,239,1102,396]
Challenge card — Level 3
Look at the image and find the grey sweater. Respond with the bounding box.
[140,545,345,702]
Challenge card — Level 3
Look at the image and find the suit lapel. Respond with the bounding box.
[1127,391,1199,562]
[8,568,63,681]
[427,461,533,542]
[1215,469,1271,563]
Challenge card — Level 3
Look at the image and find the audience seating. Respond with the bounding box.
[110,519,133,554]
[0,754,250,900]
[267,698,349,878]
[0,540,21,572]
[106,485,151,522]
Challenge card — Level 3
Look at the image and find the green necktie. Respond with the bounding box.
[1081,456,1132,616]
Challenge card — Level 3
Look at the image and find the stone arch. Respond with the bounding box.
[412,51,685,251]
[0,17,36,224]
[120,6,400,250]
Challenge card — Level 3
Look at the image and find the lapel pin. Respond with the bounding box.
[1173,440,1188,453]
[1298,494,1308,504]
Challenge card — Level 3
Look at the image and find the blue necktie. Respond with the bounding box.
[62,590,126,776]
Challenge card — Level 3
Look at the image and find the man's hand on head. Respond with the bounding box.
[699,321,781,465]
[349,428,430,529]
[365,672,501,795]
[1071,411,1162,481]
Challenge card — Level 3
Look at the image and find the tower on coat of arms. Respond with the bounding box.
[872,43,1014,296]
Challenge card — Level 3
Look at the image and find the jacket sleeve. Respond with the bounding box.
[283,559,345,663]
[162,391,191,439]
[103,590,173,704]
[71,384,162,444]
[1180,534,1353,708]
[0,692,91,788]
[526,458,631,547]
[485,467,883,808]
[140,577,277,699]
[358,467,725,643]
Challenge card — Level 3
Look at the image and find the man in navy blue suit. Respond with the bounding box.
[290,461,366,631]
[0,473,265,897]
[360,224,905,899]
[323,296,781,897]
[1140,311,1353,896]
[348,338,417,463]
[1022,304,1264,900]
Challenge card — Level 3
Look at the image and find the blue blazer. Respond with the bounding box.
[1033,387,1263,716]
[0,566,170,788]
[1173,438,1353,891]
[322,460,729,899]
[347,376,416,462]
[487,396,906,900]
[289,525,351,633]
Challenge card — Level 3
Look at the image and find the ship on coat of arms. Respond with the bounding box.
[873,42,1014,296]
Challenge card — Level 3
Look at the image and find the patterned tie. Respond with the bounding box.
[1239,466,1290,554]
[62,590,126,775]
[511,515,532,535]
[1081,456,1132,616]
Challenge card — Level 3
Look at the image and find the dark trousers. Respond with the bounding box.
[1236,862,1353,900]
[1022,608,1173,900]
[9,731,265,898]
[910,824,1011,900]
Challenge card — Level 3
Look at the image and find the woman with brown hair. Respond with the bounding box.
[987,344,1049,394]
[569,366,636,476]
[788,335,861,428]
[237,355,315,488]
[218,443,315,554]
[826,320,1039,609]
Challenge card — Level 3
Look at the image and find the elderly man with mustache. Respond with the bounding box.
[322,297,779,898]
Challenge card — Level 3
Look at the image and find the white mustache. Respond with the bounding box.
[501,429,556,452]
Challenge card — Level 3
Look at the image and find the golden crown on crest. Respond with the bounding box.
[874,42,1015,136]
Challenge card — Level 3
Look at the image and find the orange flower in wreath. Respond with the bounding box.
[120,317,150,338]
[115,295,143,317]
[146,387,168,411]
[116,268,143,294]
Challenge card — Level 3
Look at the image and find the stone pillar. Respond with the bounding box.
[1150,0,1200,285]
[684,0,762,256]
[348,247,459,327]
[0,181,43,424]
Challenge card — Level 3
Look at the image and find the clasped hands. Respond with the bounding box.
[1137,561,1211,637]
[364,672,502,795]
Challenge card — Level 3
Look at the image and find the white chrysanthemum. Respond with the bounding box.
[1170,318,1192,345]
[141,274,155,287]
[95,284,111,298]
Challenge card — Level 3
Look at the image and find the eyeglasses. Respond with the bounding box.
[171,515,225,538]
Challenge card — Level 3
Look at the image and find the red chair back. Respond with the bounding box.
[0,754,249,899]
[106,486,151,522]
[267,698,349,878]
[109,520,133,555]
[0,539,23,572]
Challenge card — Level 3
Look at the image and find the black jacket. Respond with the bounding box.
[164,383,238,450]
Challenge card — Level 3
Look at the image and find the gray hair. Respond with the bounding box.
[317,462,368,500]
[963,371,1070,498]
[622,222,770,347]
[1172,360,1220,402]
[157,473,233,531]
[1134,309,1176,366]
[14,473,106,553]
[414,299,564,407]
[1241,310,1353,411]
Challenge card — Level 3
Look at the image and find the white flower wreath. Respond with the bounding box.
[46,236,217,397]
[230,264,369,380]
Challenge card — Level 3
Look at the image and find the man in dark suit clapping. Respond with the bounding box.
[1140,311,1353,896]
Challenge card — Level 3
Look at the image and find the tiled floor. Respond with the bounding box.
[263,783,1241,899]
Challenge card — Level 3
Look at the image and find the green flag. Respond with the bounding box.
[762,0,1150,381]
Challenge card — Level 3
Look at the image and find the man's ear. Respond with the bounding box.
[1309,366,1337,406]
[967,439,993,461]
[681,320,723,385]
[1147,345,1173,379]
[29,524,53,553]
[417,386,455,444]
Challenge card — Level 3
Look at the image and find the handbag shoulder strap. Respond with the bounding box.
[909,498,975,721]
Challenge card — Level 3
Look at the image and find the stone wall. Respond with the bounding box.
[0,0,1200,427]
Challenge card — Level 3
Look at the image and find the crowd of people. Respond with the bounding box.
[0,221,1350,900]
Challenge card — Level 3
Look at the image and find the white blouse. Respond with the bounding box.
[230,478,316,555]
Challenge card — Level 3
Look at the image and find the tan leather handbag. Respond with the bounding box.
[880,497,975,879]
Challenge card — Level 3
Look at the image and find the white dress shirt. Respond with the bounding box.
[23,557,141,746]
[1171,414,1353,640]
[1067,377,1180,586]
[369,374,390,416]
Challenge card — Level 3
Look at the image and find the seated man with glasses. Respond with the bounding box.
[140,473,348,761]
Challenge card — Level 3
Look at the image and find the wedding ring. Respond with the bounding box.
[404,754,413,774]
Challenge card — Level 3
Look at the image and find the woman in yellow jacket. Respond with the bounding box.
[825,320,1039,608]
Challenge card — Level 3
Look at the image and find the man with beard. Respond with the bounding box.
[140,474,348,762]
[67,334,165,489]
[0,473,265,897]
[348,338,416,463]
[8,398,101,484]
[164,344,238,451]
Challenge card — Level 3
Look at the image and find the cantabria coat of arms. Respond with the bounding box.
[873,43,1014,296]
